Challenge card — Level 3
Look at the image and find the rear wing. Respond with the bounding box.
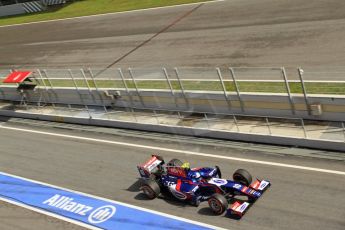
[137,155,164,178]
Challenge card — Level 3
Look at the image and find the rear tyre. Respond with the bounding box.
[233,169,252,186]
[208,194,228,215]
[167,159,183,167]
[141,180,160,199]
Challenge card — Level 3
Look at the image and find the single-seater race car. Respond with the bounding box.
[137,155,270,218]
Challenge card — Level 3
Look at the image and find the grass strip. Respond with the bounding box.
[24,79,345,95]
[0,0,212,26]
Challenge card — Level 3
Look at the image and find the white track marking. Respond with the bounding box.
[0,125,344,176]
[0,171,224,230]
[0,0,225,28]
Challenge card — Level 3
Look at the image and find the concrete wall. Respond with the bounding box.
[0,3,25,17]
[0,109,344,151]
[1,86,344,121]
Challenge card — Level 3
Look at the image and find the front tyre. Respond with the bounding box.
[233,169,252,186]
[208,194,228,215]
[141,180,160,199]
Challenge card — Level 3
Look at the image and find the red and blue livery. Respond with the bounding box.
[137,155,271,217]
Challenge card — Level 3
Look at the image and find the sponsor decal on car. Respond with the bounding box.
[236,202,249,212]
[209,178,228,186]
[172,191,188,200]
[233,184,242,189]
[258,180,270,190]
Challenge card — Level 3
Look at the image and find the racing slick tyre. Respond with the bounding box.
[141,180,160,199]
[233,169,252,186]
[167,159,183,167]
[208,194,228,215]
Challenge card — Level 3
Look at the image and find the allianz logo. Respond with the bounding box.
[43,194,116,224]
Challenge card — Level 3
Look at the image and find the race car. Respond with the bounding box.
[137,155,271,217]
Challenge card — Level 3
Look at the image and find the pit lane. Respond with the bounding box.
[0,119,343,230]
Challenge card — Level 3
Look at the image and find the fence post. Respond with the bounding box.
[118,68,133,107]
[34,69,49,107]
[229,68,244,112]
[128,68,145,106]
[342,122,345,142]
[81,69,91,92]
[69,69,79,92]
[163,68,174,95]
[301,118,308,138]
[131,108,137,122]
[204,113,210,129]
[128,68,140,95]
[216,68,232,109]
[42,69,54,89]
[88,68,99,90]
[68,69,92,119]
[118,68,129,92]
[163,67,179,108]
[89,68,107,113]
[281,67,295,114]
[266,117,272,135]
[37,69,47,90]
[174,67,189,108]
[153,110,160,124]
[233,115,240,132]
[298,68,311,115]
[42,69,57,109]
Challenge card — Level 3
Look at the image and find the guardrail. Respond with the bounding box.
[2,67,345,94]
[1,67,345,119]
[1,66,344,150]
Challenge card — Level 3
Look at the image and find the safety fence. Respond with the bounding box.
[1,67,345,94]
[1,67,345,114]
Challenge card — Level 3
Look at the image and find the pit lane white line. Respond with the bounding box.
[0,171,224,230]
[0,125,344,176]
[0,0,226,28]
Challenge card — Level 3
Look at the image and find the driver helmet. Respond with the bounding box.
[188,171,201,182]
[181,162,190,170]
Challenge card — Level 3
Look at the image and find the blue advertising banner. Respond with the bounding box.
[0,173,214,230]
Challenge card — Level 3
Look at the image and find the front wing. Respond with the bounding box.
[227,179,271,218]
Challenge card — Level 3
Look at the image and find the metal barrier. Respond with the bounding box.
[0,67,345,143]
[1,66,345,117]
[2,67,345,93]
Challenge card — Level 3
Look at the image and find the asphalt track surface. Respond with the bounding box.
[0,119,344,230]
[0,0,345,76]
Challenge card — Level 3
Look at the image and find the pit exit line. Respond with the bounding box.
[0,125,344,176]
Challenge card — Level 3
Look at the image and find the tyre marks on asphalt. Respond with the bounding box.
[94,3,205,76]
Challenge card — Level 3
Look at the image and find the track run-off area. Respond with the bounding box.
[0,119,343,230]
